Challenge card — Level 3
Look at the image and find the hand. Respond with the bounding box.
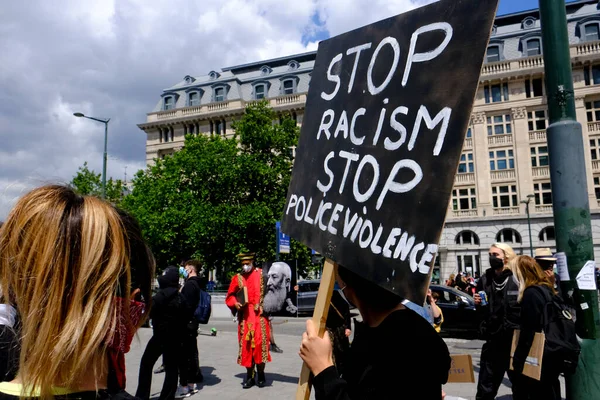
[344,329,351,337]
[235,302,242,310]
[299,320,334,376]
[474,293,481,305]
[259,306,263,315]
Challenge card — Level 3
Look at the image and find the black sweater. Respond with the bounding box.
[313,308,451,400]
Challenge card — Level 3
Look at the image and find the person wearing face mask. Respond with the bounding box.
[225,252,271,389]
[473,243,521,400]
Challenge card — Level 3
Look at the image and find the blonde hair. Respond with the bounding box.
[0,185,154,399]
[509,255,556,302]
[490,242,516,268]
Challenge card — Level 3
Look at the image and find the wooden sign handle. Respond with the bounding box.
[296,259,338,400]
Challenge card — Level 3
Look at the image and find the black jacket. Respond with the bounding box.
[476,268,520,339]
[181,276,204,332]
[150,267,186,337]
[313,308,451,400]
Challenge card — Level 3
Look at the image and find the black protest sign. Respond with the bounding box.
[282,0,498,305]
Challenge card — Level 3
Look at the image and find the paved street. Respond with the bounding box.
[125,317,565,400]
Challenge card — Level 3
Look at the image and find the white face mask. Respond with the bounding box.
[242,264,253,273]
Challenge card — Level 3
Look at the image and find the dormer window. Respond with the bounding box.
[280,76,298,95]
[209,71,221,80]
[486,45,500,63]
[522,17,536,29]
[255,84,266,99]
[213,87,226,102]
[260,65,272,75]
[188,92,200,107]
[491,25,497,36]
[585,23,600,42]
[288,60,300,70]
[184,75,196,84]
[164,96,174,110]
[525,38,542,56]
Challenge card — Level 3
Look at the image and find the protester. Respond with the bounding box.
[299,265,451,399]
[225,252,271,389]
[474,243,520,400]
[425,289,443,333]
[136,266,186,400]
[176,260,205,397]
[445,274,456,287]
[533,248,562,299]
[509,255,561,400]
[0,185,154,400]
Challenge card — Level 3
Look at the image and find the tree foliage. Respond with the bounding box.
[70,162,126,204]
[121,101,313,280]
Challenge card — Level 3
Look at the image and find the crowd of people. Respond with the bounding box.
[0,185,583,400]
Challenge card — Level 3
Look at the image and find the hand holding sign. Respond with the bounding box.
[299,319,334,376]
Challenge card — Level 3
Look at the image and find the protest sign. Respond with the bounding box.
[262,260,298,316]
[282,0,498,305]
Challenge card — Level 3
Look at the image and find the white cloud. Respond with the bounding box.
[0,0,426,220]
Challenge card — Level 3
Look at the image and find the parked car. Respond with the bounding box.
[429,284,479,338]
[296,279,348,315]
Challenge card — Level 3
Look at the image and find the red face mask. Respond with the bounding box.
[106,296,146,391]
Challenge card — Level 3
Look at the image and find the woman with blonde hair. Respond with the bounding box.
[510,255,561,399]
[0,185,155,400]
[474,242,521,400]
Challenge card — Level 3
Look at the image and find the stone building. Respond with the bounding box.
[138,0,600,282]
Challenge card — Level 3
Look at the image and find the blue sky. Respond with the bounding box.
[498,0,541,15]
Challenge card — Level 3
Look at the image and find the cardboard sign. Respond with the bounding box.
[282,0,498,305]
[510,329,545,381]
[447,354,475,383]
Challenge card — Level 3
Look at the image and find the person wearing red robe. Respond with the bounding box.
[226,252,271,389]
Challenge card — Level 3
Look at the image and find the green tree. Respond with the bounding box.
[70,162,126,204]
[121,101,314,279]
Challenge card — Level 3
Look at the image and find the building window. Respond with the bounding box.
[282,79,296,95]
[594,176,600,199]
[452,188,477,210]
[213,87,225,102]
[522,17,536,29]
[255,84,266,100]
[455,230,480,245]
[525,38,542,56]
[534,182,553,205]
[539,226,556,242]
[527,110,547,131]
[525,78,544,98]
[584,23,600,42]
[531,145,549,167]
[466,127,472,138]
[458,152,474,173]
[487,114,512,135]
[490,150,515,170]
[492,185,518,208]
[590,138,600,160]
[584,65,600,86]
[188,92,200,107]
[484,83,509,103]
[496,228,522,244]
[164,96,174,110]
[586,100,600,122]
[486,45,500,63]
[288,60,300,70]
[457,255,481,276]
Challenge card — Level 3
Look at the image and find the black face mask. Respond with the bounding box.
[489,255,504,270]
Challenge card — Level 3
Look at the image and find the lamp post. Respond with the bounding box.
[73,112,110,199]
[520,194,535,256]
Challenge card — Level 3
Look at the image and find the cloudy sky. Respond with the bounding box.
[0,0,538,219]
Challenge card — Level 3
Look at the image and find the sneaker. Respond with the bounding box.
[187,384,198,395]
[175,386,191,398]
[270,343,283,353]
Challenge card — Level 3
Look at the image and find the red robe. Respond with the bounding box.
[226,268,271,367]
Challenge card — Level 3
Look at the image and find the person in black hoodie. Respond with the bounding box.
[136,266,186,400]
[299,265,451,400]
[474,243,520,400]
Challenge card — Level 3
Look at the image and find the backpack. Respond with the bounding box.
[194,289,212,324]
[534,286,580,374]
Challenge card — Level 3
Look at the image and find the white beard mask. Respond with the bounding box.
[242,264,253,274]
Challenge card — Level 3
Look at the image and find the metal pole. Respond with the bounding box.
[102,121,108,199]
[538,0,600,397]
[526,201,533,256]
[276,221,281,261]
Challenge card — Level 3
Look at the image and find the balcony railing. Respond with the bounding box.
[455,172,475,185]
[207,101,230,112]
[493,207,520,215]
[518,56,544,69]
[488,134,513,147]
[276,94,302,105]
[464,137,473,149]
[588,122,600,133]
[451,209,478,218]
[481,60,511,75]
[593,160,600,171]
[574,40,600,56]
[491,169,516,181]
[532,166,550,178]
[535,205,553,213]
[528,130,547,142]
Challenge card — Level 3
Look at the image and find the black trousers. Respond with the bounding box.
[179,325,201,386]
[136,334,180,400]
[476,332,519,400]
[511,366,561,400]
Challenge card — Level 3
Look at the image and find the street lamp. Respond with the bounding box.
[73,112,110,199]
[520,194,536,256]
